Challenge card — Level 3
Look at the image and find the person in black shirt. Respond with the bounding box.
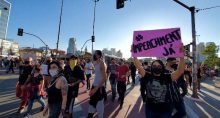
[24,65,45,117]
[16,57,33,113]
[129,62,137,86]
[64,55,85,117]
[197,65,202,91]
[6,58,15,73]
[166,58,187,118]
[132,46,185,118]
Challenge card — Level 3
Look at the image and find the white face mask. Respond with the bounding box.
[49,69,58,77]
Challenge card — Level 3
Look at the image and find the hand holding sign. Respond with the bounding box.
[131,28,184,57]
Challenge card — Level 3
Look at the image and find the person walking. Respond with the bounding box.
[107,58,119,102]
[24,65,45,118]
[43,61,68,118]
[129,62,137,86]
[64,55,85,117]
[117,59,129,108]
[6,58,15,73]
[85,59,94,91]
[87,50,107,118]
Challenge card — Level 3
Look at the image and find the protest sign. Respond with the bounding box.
[132,28,184,57]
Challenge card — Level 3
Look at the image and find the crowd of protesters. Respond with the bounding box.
[0,46,212,118]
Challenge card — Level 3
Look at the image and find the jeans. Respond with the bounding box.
[131,73,136,85]
[109,78,116,99]
[117,81,126,105]
[49,103,62,118]
[145,104,172,118]
[26,97,45,114]
[172,100,186,118]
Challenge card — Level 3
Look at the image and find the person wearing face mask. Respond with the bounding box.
[43,61,68,118]
[166,58,187,118]
[16,57,33,113]
[63,55,85,117]
[117,59,130,109]
[87,50,107,118]
[132,46,185,118]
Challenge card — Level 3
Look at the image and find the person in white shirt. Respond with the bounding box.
[85,59,94,90]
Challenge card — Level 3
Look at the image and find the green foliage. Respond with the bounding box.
[202,43,219,68]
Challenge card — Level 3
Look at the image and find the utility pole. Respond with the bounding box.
[91,0,99,55]
[56,0,64,59]
[173,0,198,98]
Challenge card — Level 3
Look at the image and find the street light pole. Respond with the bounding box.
[56,0,64,58]
[173,0,198,98]
[91,0,99,55]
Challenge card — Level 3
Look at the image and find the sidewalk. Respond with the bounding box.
[184,78,220,118]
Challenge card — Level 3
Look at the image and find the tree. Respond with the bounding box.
[202,43,219,68]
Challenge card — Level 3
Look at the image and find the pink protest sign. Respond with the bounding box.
[132,28,184,57]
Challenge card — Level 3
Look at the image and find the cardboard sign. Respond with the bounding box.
[132,28,184,57]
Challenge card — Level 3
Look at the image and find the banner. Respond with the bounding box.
[132,28,184,57]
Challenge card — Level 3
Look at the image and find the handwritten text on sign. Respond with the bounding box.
[132,28,184,57]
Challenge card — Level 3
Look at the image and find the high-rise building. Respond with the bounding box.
[0,0,11,40]
[67,37,77,55]
[196,42,206,63]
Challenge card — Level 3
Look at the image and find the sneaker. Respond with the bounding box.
[17,108,24,114]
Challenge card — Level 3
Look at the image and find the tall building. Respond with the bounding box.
[196,42,206,63]
[0,0,11,40]
[67,37,77,55]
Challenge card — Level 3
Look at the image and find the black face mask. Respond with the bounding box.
[171,64,178,70]
[152,67,163,75]
[24,61,29,64]
[93,55,97,61]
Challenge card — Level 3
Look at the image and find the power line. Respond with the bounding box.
[196,5,220,12]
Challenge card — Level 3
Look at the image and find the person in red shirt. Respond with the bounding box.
[117,59,129,108]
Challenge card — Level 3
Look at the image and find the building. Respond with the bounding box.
[0,39,19,56]
[0,0,11,40]
[102,48,123,58]
[67,37,77,56]
[19,47,43,60]
[196,42,206,64]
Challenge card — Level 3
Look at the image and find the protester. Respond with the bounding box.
[16,57,33,113]
[184,65,192,89]
[107,58,119,102]
[87,50,107,118]
[43,61,68,118]
[166,58,187,118]
[6,58,15,73]
[197,65,202,91]
[24,65,45,118]
[41,57,52,89]
[64,55,85,117]
[85,59,94,91]
[129,62,137,86]
[132,46,185,118]
[117,59,129,108]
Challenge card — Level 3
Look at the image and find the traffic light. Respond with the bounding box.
[116,0,124,9]
[91,35,95,42]
[17,28,24,36]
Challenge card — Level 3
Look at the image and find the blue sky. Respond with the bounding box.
[6,0,220,58]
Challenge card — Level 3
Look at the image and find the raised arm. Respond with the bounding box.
[133,57,145,77]
[171,45,185,81]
